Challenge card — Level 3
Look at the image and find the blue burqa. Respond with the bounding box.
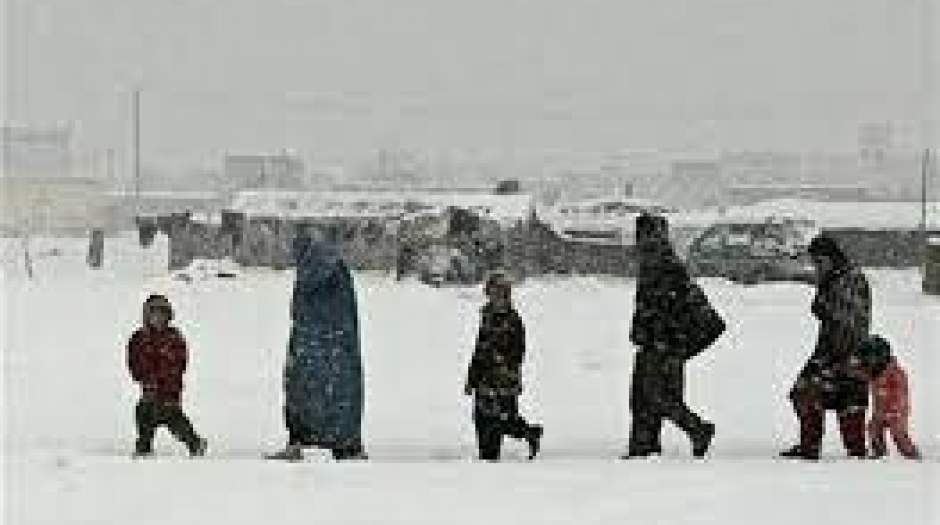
[284,235,364,451]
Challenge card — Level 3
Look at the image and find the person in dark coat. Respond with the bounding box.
[624,213,721,459]
[464,272,544,461]
[127,294,207,457]
[268,226,366,461]
[780,234,871,460]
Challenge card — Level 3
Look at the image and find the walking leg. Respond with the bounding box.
[887,416,921,460]
[498,396,543,460]
[868,417,888,458]
[164,403,206,456]
[627,352,663,456]
[837,408,867,458]
[796,396,824,459]
[473,395,503,461]
[657,358,713,457]
[134,399,158,456]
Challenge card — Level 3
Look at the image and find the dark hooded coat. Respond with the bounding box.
[790,262,871,411]
[283,235,364,450]
[626,214,722,456]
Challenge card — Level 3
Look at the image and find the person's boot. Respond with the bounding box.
[133,438,154,459]
[620,443,662,460]
[692,422,716,458]
[265,444,304,461]
[620,450,660,460]
[188,437,208,458]
[526,425,544,460]
[332,444,369,461]
[132,448,154,459]
[778,445,819,461]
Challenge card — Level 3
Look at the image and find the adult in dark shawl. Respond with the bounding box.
[268,226,366,461]
[624,213,723,459]
[780,234,870,460]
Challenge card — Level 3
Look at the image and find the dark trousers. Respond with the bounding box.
[135,399,201,454]
[628,351,707,455]
[473,393,538,461]
[792,390,867,457]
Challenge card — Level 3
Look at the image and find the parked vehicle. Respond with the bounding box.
[687,218,818,284]
[417,244,479,287]
[544,198,676,246]
[173,258,239,282]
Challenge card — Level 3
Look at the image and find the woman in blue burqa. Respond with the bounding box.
[268,226,366,461]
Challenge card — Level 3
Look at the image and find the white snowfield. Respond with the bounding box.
[2,235,938,524]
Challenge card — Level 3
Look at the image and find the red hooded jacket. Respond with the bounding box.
[871,358,910,420]
[127,326,188,403]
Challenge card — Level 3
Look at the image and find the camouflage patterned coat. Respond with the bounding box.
[791,264,871,410]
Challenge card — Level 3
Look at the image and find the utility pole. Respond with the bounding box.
[379,148,387,181]
[133,88,141,215]
[2,124,9,176]
[106,148,115,184]
[923,148,931,263]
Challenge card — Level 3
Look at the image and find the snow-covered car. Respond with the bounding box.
[544,198,676,246]
[687,219,818,284]
[924,235,940,295]
[173,258,239,282]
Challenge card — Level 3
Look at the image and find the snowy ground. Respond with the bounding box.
[2,235,939,524]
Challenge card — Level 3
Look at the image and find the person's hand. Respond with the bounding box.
[141,383,158,400]
[846,356,869,380]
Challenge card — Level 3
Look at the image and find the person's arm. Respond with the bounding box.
[830,273,871,362]
[465,320,488,394]
[173,329,189,376]
[896,367,911,417]
[507,313,526,369]
[127,332,143,383]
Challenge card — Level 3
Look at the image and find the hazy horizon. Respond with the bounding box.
[3,0,938,173]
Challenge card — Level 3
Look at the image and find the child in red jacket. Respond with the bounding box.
[856,335,921,460]
[127,294,206,457]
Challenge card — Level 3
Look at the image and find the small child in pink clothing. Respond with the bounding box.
[856,335,921,460]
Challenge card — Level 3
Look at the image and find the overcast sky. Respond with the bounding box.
[2,0,937,171]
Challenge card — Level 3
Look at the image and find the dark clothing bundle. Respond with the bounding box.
[627,244,722,457]
[127,325,204,455]
[283,236,365,457]
[467,304,542,460]
[787,263,871,458]
[630,251,726,360]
